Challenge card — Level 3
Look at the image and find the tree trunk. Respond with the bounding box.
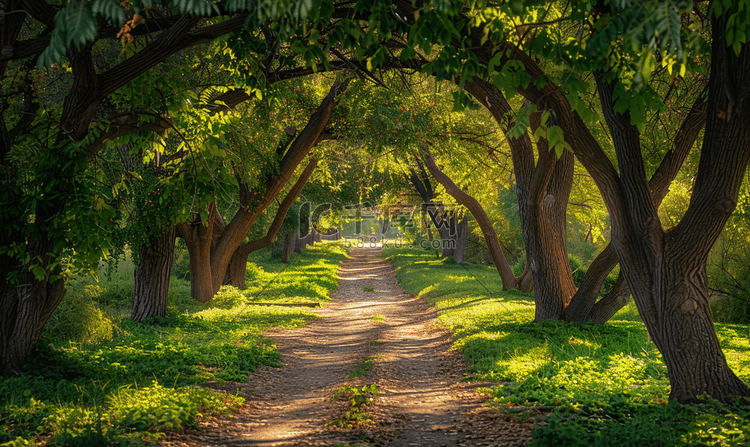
[466,79,575,319]
[225,247,248,289]
[564,92,706,323]
[131,226,176,321]
[630,257,750,402]
[525,148,577,321]
[406,160,459,259]
[422,149,518,290]
[563,245,619,322]
[516,259,534,293]
[592,14,750,402]
[588,273,630,324]
[453,215,468,263]
[223,161,316,288]
[178,203,218,303]
[282,233,293,263]
[1,239,66,376]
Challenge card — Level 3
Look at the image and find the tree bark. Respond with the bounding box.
[422,149,518,290]
[516,259,534,293]
[525,148,577,321]
[465,79,575,319]
[131,226,177,321]
[177,203,219,303]
[0,237,65,376]
[563,93,706,323]
[588,273,630,324]
[588,15,750,402]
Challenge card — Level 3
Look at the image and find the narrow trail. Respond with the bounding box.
[162,248,533,446]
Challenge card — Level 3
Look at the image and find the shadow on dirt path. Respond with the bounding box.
[162,247,534,446]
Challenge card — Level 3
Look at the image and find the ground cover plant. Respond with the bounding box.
[385,247,750,446]
[0,242,346,446]
[328,384,380,429]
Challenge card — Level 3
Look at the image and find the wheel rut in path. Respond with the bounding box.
[162,247,534,446]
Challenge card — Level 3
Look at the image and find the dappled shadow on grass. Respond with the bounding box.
[0,242,349,446]
[387,247,750,447]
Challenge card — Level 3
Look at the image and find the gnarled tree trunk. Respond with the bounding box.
[563,92,706,323]
[589,17,750,402]
[177,82,344,302]
[224,161,316,288]
[0,238,66,376]
[131,226,177,321]
[466,79,575,319]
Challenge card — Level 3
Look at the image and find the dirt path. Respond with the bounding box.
[162,248,533,446]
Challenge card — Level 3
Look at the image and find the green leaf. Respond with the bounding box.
[291,39,307,55]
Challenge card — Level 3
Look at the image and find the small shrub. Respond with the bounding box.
[42,286,113,345]
[363,285,374,292]
[328,384,378,428]
[370,315,385,322]
[172,243,191,281]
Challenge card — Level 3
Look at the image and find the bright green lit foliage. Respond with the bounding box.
[709,176,750,324]
[386,247,750,446]
[0,242,346,445]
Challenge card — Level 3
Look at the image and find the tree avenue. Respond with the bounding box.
[0,0,748,408]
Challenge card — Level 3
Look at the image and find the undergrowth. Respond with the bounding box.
[0,242,346,446]
[385,247,750,447]
[328,384,379,429]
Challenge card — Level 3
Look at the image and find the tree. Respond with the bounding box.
[0,0,343,375]
[439,1,750,402]
[177,80,345,302]
[422,149,518,289]
[330,0,749,402]
[224,161,318,288]
[462,80,576,318]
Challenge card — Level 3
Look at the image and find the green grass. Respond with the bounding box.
[370,314,385,322]
[0,242,347,447]
[385,247,750,447]
[348,355,382,379]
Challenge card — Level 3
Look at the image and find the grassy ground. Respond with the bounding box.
[0,242,346,447]
[385,247,750,447]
